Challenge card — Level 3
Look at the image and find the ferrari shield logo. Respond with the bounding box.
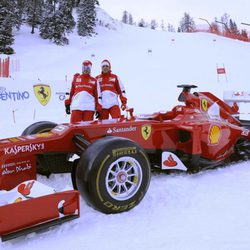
[141,125,151,140]
[201,99,208,111]
[33,84,51,106]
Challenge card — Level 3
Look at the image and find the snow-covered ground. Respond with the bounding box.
[1,8,250,250]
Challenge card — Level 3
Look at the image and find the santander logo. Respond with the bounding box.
[163,154,177,167]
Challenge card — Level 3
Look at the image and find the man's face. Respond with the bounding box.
[82,65,91,75]
[102,64,110,74]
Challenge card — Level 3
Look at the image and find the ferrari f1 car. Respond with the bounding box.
[1,85,250,240]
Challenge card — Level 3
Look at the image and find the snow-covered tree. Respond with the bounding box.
[40,0,75,45]
[128,13,133,25]
[220,13,230,27]
[25,0,44,34]
[160,20,166,31]
[241,29,249,39]
[77,0,96,37]
[150,19,158,30]
[138,18,147,28]
[229,19,239,35]
[220,13,230,33]
[167,23,175,32]
[179,12,196,32]
[210,19,220,33]
[0,1,16,54]
[122,10,129,24]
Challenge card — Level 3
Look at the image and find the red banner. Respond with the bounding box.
[217,67,226,74]
[0,57,10,77]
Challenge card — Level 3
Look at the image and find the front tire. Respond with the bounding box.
[21,121,72,176]
[21,121,57,136]
[75,136,151,214]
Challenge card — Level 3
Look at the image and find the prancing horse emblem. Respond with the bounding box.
[141,125,151,140]
[33,84,51,106]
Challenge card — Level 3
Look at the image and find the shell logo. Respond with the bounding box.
[209,125,221,145]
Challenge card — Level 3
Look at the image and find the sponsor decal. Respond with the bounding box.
[241,129,249,136]
[141,125,151,140]
[4,143,45,155]
[107,125,136,134]
[109,77,116,82]
[208,125,221,145]
[161,152,187,171]
[53,124,67,132]
[18,180,35,196]
[0,86,30,102]
[33,84,51,106]
[101,83,114,89]
[163,154,177,167]
[8,137,21,143]
[103,200,137,211]
[1,159,34,176]
[56,92,68,101]
[35,132,54,138]
[112,147,137,157]
[14,197,23,203]
[233,91,244,96]
[76,84,92,89]
[201,99,208,111]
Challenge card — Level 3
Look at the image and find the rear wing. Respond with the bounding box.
[223,91,250,121]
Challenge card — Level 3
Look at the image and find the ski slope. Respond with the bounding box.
[1,7,250,250]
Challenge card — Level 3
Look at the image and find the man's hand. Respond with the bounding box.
[65,104,71,115]
[95,111,100,119]
[121,103,127,111]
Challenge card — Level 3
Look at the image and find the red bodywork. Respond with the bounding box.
[0,88,249,239]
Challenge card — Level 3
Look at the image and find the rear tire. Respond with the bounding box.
[75,136,151,214]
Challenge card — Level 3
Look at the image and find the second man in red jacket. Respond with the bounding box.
[96,59,127,119]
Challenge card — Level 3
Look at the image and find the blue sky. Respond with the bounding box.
[99,0,250,29]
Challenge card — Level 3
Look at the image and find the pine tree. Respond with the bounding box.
[160,20,166,31]
[14,0,25,30]
[220,13,230,33]
[128,14,133,25]
[40,1,57,40]
[229,19,239,35]
[138,18,146,28]
[179,12,196,32]
[25,0,44,34]
[40,0,75,45]
[167,23,175,32]
[241,29,248,39]
[150,19,158,30]
[122,10,128,24]
[210,19,220,33]
[0,1,16,54]
[77,0,96,37]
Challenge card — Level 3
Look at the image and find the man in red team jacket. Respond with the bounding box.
[64,60,102,123]
[96,59,127,119]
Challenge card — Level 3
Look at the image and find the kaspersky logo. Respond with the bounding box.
[4,143,45,155]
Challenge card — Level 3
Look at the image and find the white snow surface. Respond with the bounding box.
[1,8,250,250]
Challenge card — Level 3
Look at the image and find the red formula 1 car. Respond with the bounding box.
[1,85,250,240]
